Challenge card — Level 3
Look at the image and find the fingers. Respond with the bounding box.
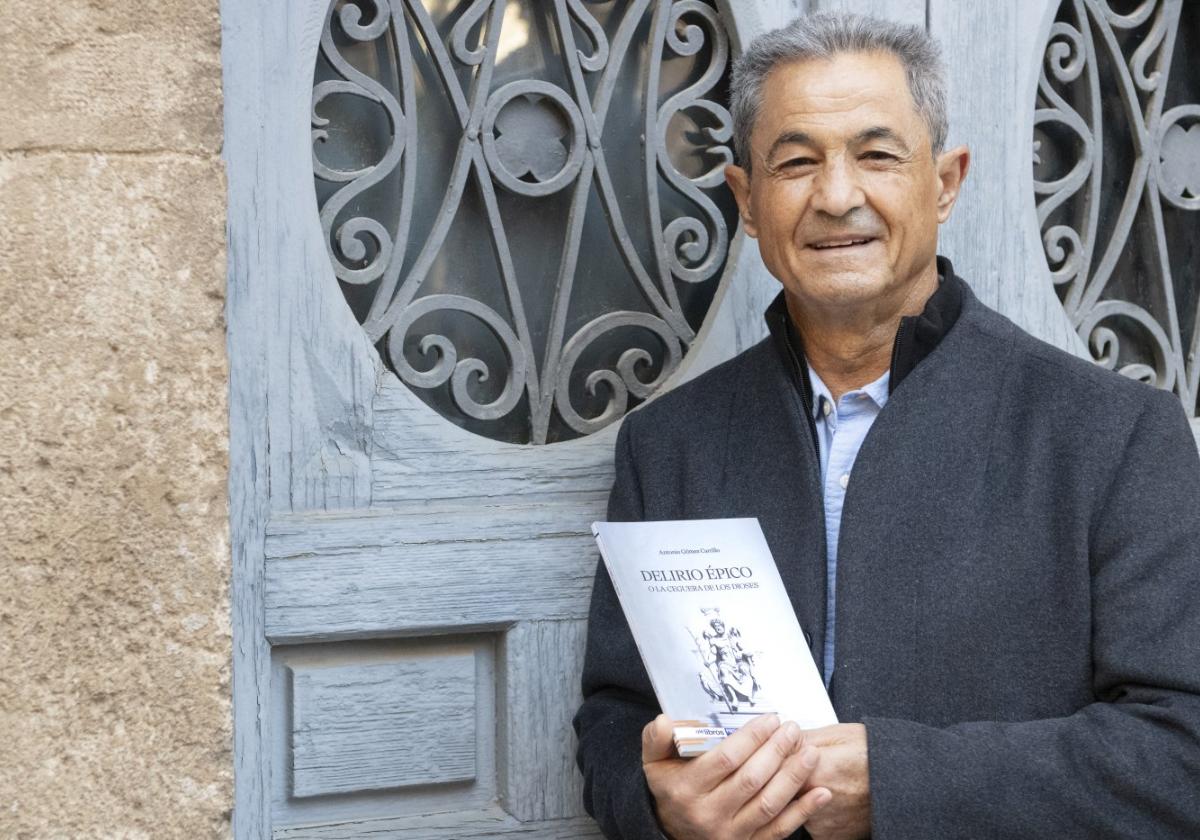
[642,715,834,840]
[716,721,804,814]
[731,737,817,829]
[688,713,782,791]
[750,786,833,840]
[641,714,677,764]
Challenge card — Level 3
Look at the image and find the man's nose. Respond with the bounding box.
[810,158,866,217]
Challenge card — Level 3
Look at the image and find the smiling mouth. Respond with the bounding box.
[809,237,877,250]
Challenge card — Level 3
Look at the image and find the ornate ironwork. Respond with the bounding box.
[1034,0,1200,415]
[312,0,736,444]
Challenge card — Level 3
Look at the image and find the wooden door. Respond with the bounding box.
[224,1,1200,837]
[223,1,803,837]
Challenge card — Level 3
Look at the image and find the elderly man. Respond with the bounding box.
[573,12,1200,840]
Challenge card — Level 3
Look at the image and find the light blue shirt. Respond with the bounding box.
[808,363,891,688]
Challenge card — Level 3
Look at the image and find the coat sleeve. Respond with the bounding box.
[862,387,1200,838]
[572,416,672,840]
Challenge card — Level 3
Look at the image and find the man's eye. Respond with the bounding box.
[862,151,897,162]
[781,157,816,168]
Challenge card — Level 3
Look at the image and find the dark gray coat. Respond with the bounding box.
[574,278,1200,839]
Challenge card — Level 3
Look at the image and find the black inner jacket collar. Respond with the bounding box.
[764,254,965,446]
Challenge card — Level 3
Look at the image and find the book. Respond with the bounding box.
[591,517,837,757]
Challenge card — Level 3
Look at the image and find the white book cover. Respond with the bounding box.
[592,517,837,756]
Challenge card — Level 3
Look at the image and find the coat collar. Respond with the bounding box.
[763,255,966,426]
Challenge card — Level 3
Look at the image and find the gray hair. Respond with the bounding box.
[729,13,948,170]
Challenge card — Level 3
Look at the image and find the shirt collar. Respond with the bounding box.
[807,363,891,421]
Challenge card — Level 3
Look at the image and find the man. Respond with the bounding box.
[574,12,1200,840]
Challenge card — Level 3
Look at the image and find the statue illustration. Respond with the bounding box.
[691,609,761,714]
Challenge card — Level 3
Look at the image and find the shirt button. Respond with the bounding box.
[822,401,832,417]
[839,473,850,489]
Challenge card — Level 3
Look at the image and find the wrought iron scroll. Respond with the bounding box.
[1033,0,1200,416]
[312,0,737,444]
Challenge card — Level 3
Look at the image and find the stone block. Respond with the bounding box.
[0,3,222,153]
[0,149,231,838]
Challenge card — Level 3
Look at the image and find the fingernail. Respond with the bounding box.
[782,721,801,743]
[767,713,781,728]
[815,789,832,806]
[801,746,819,768]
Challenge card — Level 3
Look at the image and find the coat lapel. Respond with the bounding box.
[718,340,830,676]
[831,291,1014,720]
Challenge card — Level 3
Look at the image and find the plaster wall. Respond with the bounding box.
[0,2,231,837]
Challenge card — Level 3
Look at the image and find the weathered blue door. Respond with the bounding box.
[223,0,1198,836]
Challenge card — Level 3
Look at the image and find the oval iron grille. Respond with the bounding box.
[312,0,739,444]
[1033,0,1200,415]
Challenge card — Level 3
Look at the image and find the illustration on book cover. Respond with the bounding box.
[690,607,774,721]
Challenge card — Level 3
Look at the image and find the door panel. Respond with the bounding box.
[263,501,600,642]
[269,636,500,829]
[288,655,479,798]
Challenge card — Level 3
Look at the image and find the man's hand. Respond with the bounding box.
[642,713,833,840]
[799,724,871,840]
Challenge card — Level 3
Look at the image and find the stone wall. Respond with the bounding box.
[0,3,231,837]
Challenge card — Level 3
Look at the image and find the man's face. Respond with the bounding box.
[725,51,968,314]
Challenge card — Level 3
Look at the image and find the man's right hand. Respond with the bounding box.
[642,713,832,840]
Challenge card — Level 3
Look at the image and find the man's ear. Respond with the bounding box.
[724,164,758,238]
[934,145,970,223]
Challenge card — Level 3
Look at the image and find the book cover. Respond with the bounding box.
[592,517,837,756]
